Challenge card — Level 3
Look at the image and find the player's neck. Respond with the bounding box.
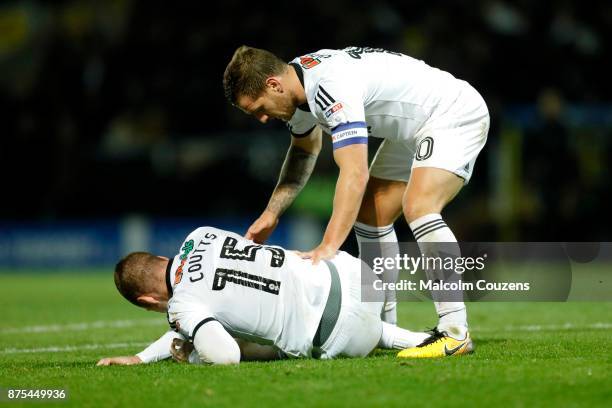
[286,65,307,106]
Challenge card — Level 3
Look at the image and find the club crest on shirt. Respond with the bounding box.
[299,55,321,69]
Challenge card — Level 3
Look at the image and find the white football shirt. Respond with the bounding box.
[166,227,331,358]
[287,47,468,150]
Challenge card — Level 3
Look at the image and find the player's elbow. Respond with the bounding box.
[192,321,242,365]
[347,167,369,189]
[356,168,369,186]
[292,126,322,155]
[198,341,241,365]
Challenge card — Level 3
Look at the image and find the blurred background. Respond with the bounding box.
[0,0,610,269]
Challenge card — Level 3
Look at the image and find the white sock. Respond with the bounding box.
[378,322,430,349]
[354,221,398,325]
[409,213,468,337]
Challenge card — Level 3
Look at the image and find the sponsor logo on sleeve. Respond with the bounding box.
[174,239,194,284]
[299,52,332,69]
[325,102,343,118]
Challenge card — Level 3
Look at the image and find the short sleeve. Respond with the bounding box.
[168,306,217,340]
[136,330,185,363]
[287,108,317,137]
[314,80,368,150]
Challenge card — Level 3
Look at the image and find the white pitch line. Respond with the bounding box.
[1,342,150,354]
[473,322,612,332]
[0,318,165,335]
[4,322,612,355]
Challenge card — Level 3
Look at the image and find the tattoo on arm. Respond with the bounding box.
[266,145,318,216]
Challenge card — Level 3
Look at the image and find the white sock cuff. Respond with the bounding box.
[408,213,442,230]
[436,302,466,317]
[379,322,430,349]
[409,214,449,241]
[354,221,395,240]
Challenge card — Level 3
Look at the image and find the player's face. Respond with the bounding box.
[237,87,296,124]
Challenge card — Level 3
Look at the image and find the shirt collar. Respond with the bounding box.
[289,63,310,112]
[165,257,175,298]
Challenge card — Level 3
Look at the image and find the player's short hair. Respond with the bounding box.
[223,45,287,104]
[114,252,164,307]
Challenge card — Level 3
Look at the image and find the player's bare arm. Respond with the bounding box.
[97,330,184,366]
[246,126,322,243]
[96,356,142,366]
[298,143,369,263]
[97,337,282,366]
[267,127,322,215]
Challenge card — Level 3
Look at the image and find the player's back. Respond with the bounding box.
[292,47,467,142]
[167,227,331,357]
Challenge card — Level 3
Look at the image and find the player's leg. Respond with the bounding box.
[355,176,404,325]
[403,166,468,334]
[356,176,405,227]
[398,87,489,358]
[234,339,286,361]
[396,169,474,359]
[378,322,429,350]
[319,252,430,355]
[354,139,410,325]
[319,253,384,359]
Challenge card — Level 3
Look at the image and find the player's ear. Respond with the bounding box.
[265,77,283,92]
[136,295,159,310]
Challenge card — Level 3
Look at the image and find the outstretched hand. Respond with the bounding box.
[245,210,279,244]
[170,338,195,363]
[295,244,338,265]
[96,356,142,366]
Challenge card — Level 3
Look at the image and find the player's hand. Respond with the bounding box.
[245,210,279,244]
[170,338,195,363]
[296,244,338,265]
[96,356,142,366]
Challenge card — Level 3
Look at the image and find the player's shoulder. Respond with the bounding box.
[290,48,343,69]
[167,299,216,338]
[172,226,228,264]
[341,46,405,60]
[295,51,361,88]
[291,49,352,86]
[183,226,229,243]
[168,292,204,314]
[168,262,216,314]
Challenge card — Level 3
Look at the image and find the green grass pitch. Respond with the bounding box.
[1,272,611,407]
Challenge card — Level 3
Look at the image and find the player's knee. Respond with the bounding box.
[357,188,384,225]
[356,200,379,226]
[356,204,398,226]
[403,198,443,223]
[357,183,401,226]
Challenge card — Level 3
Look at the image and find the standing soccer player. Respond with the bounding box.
[223,46,489,358]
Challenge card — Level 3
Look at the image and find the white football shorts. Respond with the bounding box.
[319,252,383,359]
[369,83,490,184]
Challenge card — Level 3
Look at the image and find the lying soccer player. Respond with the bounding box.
[97,226,430,365]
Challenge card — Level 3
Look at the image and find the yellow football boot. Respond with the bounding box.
[397,328,473,358]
